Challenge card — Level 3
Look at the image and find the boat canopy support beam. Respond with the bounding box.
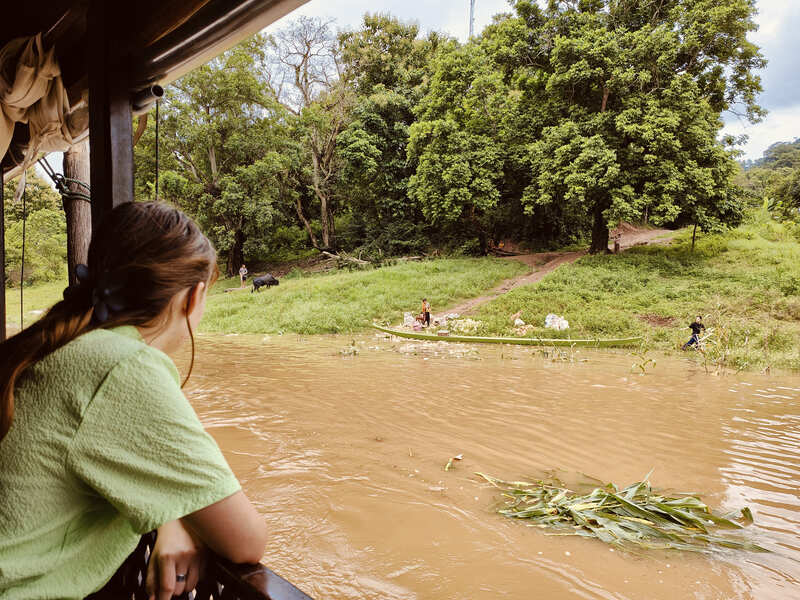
[88,1,134,231]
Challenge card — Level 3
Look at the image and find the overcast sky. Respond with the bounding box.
[266,0,799,161]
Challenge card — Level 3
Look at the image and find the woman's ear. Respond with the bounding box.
[184,282,207,316]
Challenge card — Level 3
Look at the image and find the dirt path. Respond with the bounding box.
[445,226,675,316]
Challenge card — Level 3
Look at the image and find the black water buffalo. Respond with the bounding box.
[252,274,279,293]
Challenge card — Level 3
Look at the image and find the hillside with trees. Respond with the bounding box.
[738,139,800,219]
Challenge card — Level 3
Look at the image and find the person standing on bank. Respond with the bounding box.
[421,298,431,327]
[682,315,706,350]
[0,203,268,600]
[239,263,248,288]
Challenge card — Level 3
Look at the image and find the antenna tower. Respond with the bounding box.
[469,0,476,38]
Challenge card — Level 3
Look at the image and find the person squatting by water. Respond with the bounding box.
[682,315,706,350]
[0,202,268,600]
[421,298,431,327]
[239,263,248,288]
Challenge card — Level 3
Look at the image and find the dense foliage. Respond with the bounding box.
[3,171,66,286]
[127,1,765,269]
[738,139,800,219]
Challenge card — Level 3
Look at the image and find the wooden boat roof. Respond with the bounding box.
[1,0,306,178]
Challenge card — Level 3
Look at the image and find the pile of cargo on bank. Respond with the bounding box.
[375,309,642,348]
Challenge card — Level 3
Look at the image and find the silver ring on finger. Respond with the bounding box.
[176,574,187,582]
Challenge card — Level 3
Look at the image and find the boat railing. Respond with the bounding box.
[86,531,313,600]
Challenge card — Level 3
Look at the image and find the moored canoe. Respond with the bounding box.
[372,324,642,348]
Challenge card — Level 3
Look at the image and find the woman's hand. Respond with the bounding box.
[146,519,206,600]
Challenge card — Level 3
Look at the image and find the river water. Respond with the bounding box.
[176,334,800,600]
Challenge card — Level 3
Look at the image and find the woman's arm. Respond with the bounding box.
[182,490,268,564]
[147,519,206,600]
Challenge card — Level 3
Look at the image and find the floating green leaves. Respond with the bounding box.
[477,472,767,553]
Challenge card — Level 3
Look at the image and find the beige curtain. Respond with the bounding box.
[0,33,73,196]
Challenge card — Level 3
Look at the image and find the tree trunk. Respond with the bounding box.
[478,230,488,255]
[227,229,245,277]
[294,195,319,249]
[691,221,698,252]
[62,141,92,285]
[320,193,335,251]
[311,148,335,252]
[589,202,610,254]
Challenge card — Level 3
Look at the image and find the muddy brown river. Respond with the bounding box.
[175,334,800,599]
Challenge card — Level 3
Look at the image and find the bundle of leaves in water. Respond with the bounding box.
[477,472,767,553]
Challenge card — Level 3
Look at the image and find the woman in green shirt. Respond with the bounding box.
[0,202,268,600]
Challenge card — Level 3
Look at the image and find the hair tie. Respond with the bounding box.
[62,263,91,301]
[62,264,128,323]
[91,270,128,323]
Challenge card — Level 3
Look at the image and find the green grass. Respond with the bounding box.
[201,258,527,334]
[4,279,67,329]
[472,212,800,371]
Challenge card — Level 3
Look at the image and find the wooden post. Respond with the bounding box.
[88,1,134,233]
[63,140,92,285]
[691,221,698,252]
[0,176,5,341]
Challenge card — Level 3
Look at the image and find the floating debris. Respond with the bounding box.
[396,341,480,359]
[445,454,464,471]
[339,340,359,356]
[476,472,767,553]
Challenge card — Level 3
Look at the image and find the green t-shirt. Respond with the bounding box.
[0,326,241,600]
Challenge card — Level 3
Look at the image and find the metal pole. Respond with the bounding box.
[469,0,476,38]
[0,175,5,341]
[20,185,25,329]
[155,100,159,201]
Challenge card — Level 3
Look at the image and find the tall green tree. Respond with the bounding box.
[268,16,352,252]
[410,0,765,253]
[406,40,514,251]
[337,14,442,252]
[140,35,294,274]
[516,0,765,252]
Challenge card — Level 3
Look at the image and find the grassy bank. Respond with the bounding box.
[6,213,799,372]
[202,258,527,334]
[471,213,800,371]
[4,280,67,330]
[3,259,526,334]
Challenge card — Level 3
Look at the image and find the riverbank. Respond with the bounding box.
[5,213,798,371]
[469,213,800,371]
[3,258,526,334]
[202,258,527,334]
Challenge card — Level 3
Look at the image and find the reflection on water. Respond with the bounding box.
[175,334,800,600]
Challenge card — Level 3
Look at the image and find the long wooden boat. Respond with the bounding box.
[372,324,642,348]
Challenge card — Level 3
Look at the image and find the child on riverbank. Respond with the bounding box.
[682,315,706,350]
[421,298,431,327]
